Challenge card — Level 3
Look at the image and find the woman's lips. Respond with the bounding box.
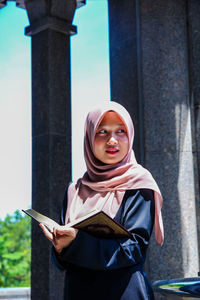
[106,148,119,155]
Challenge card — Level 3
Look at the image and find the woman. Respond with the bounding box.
[40,101,164,300]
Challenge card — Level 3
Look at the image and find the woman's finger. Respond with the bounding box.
[53,226,57,237]
[40,223,54,241]
[56,227,78,238]
[56,227,72,235]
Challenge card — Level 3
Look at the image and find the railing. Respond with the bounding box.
[0,287,30,300]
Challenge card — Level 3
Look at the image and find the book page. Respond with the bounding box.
[22,209,59,233]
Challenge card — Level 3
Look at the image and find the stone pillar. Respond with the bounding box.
[24,1,84,299]
[187,0,200,264]
[108,0,143,163]
[140,0,199,283]
[108,0,199,290]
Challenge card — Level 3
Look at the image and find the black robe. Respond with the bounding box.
[52,188,155,300]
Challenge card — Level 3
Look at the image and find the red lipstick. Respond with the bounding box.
[106,148,119,155]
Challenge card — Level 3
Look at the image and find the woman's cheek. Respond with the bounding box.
[93,137,104,158]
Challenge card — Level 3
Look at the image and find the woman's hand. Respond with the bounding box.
[40,223,78,254]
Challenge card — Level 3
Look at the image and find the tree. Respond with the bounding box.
[0,210,31,287]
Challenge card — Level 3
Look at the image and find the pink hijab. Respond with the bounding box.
[66,101,164,245]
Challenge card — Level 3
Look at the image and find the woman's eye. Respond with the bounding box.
[97,129,107,134]
[117,129,125,134]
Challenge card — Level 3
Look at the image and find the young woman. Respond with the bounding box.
[40,101,164,300]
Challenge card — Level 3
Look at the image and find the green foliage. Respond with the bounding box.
[0,210,31,287]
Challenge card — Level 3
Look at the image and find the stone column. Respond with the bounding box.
[108,0,199,290]
[187,0,200,265]
[140,0,199,284]
[108,0,143,163]
[24,1,84,299]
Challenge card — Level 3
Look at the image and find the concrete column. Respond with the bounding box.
[108,0,199,291]
[24,1,84,299]
[108,0,143,163]
[187,0,200,264]
[139,0,199,284]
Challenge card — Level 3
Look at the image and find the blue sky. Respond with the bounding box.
[0,1,110,219]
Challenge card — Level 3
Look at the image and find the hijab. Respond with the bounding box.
[66,101,164,245]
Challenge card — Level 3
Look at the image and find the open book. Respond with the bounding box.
[22,208,132,239]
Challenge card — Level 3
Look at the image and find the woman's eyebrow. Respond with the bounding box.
[98,123,125,127]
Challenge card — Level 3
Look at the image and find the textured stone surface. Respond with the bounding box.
[27,18,72,300]
[139,0,199,285]
[109,1,199,298]
[188,0,200,110]
[187,1,200,271]
[108,0,142,162]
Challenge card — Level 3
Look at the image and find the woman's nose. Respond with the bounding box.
[107,135,118,145]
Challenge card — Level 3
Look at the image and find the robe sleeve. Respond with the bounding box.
[52,189,155,271]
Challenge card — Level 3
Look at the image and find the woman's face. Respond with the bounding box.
[93,111,129,164]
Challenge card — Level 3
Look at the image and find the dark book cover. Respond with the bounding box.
[22,208,131,239]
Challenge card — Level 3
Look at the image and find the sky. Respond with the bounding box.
[0,1,110,219]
